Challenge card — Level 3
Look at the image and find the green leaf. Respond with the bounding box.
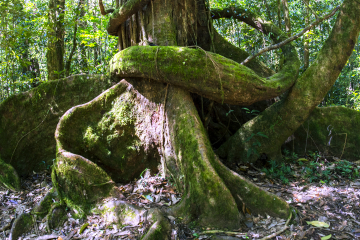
[306,221,329,228]
[245,133,255,142]
[298,158,308,162]
[256,132,268,138]
[321,234,331,240]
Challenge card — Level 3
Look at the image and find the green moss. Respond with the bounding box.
[109,46,298,106]
[0,157,20,191]
[32,188,59,218]
[0,75,113,177]
[46,203,68,230]
[52,152,114,218]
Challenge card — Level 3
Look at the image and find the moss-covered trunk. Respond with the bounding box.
[49,0,293,230]
[0,75,113,177]
[218,0,360,163]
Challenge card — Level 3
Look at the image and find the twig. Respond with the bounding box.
[98,0,114,15]
[302,0,319,19]
[199,230,246,236]
[161,84,169,179]
[0,220,12,232]
[259,210,292,240]
[339,133,347,160]
[305,121,309,155]
[309,226,356,238]
[241,5,340,65]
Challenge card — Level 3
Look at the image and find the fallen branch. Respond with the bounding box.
[241,5,340,65]
[259,209,292,240]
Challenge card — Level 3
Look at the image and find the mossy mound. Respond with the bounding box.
[0,157,20,191]
[0,74,114,177]
[283,106,360,160]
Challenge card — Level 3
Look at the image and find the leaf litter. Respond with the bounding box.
[0,158,359,239]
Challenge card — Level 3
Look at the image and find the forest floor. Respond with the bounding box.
[0,156,360,240]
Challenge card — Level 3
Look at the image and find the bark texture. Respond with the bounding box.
[47,0,65,80]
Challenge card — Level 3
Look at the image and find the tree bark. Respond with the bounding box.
[282,0,291,36]
[50,0,293,230]
[304,0,310,69]
[46,0,65,80]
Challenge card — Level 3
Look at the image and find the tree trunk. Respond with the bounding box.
[46,0,65,80]
[51,0,291,230]
[282,0,291,36]
[303,0,310,69]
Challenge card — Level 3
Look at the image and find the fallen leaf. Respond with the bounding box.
[321,234,331,240]
[306,221,329,228]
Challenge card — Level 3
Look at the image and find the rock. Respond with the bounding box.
[9,213,34,240]
[46,205,68,230]
[0,158,20,191]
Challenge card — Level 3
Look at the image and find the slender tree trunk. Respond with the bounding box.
[79,0,88,73]
[277,0,282,29]
[46,0,65,80]
[282,0,291,36]
[304,0,310,69]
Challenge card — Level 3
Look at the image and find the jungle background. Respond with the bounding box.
[1,0,359,107]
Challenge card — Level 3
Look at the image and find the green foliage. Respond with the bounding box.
[245,132,268,158]
[262,160,293,184]
[0,0,117,102]
[283,149,298,161]
[210,0,360,109]
[263,150,360,184]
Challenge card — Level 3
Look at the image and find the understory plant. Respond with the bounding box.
[262,151,360,184]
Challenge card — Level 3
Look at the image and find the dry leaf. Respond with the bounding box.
[306,221,329,228]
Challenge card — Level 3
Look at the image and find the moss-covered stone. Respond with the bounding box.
[97,200,145,228]
[283,106,360,161]
[9,213,34,240]
[0,157,20,191]
[46,204,68,231]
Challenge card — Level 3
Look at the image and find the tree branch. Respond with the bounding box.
[211,5,339,65]
[110,46,298,106]
[99,0,114,16]
[65,0,83,76]
[107,0,150,35]
[241,5,340,65]
[302,0,319,19]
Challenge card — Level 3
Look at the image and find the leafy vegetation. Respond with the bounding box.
[262,151,360,184]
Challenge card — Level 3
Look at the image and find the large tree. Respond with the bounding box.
[1,0,360,237]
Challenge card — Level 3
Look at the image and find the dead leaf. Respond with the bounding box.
[306,221,329,228]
